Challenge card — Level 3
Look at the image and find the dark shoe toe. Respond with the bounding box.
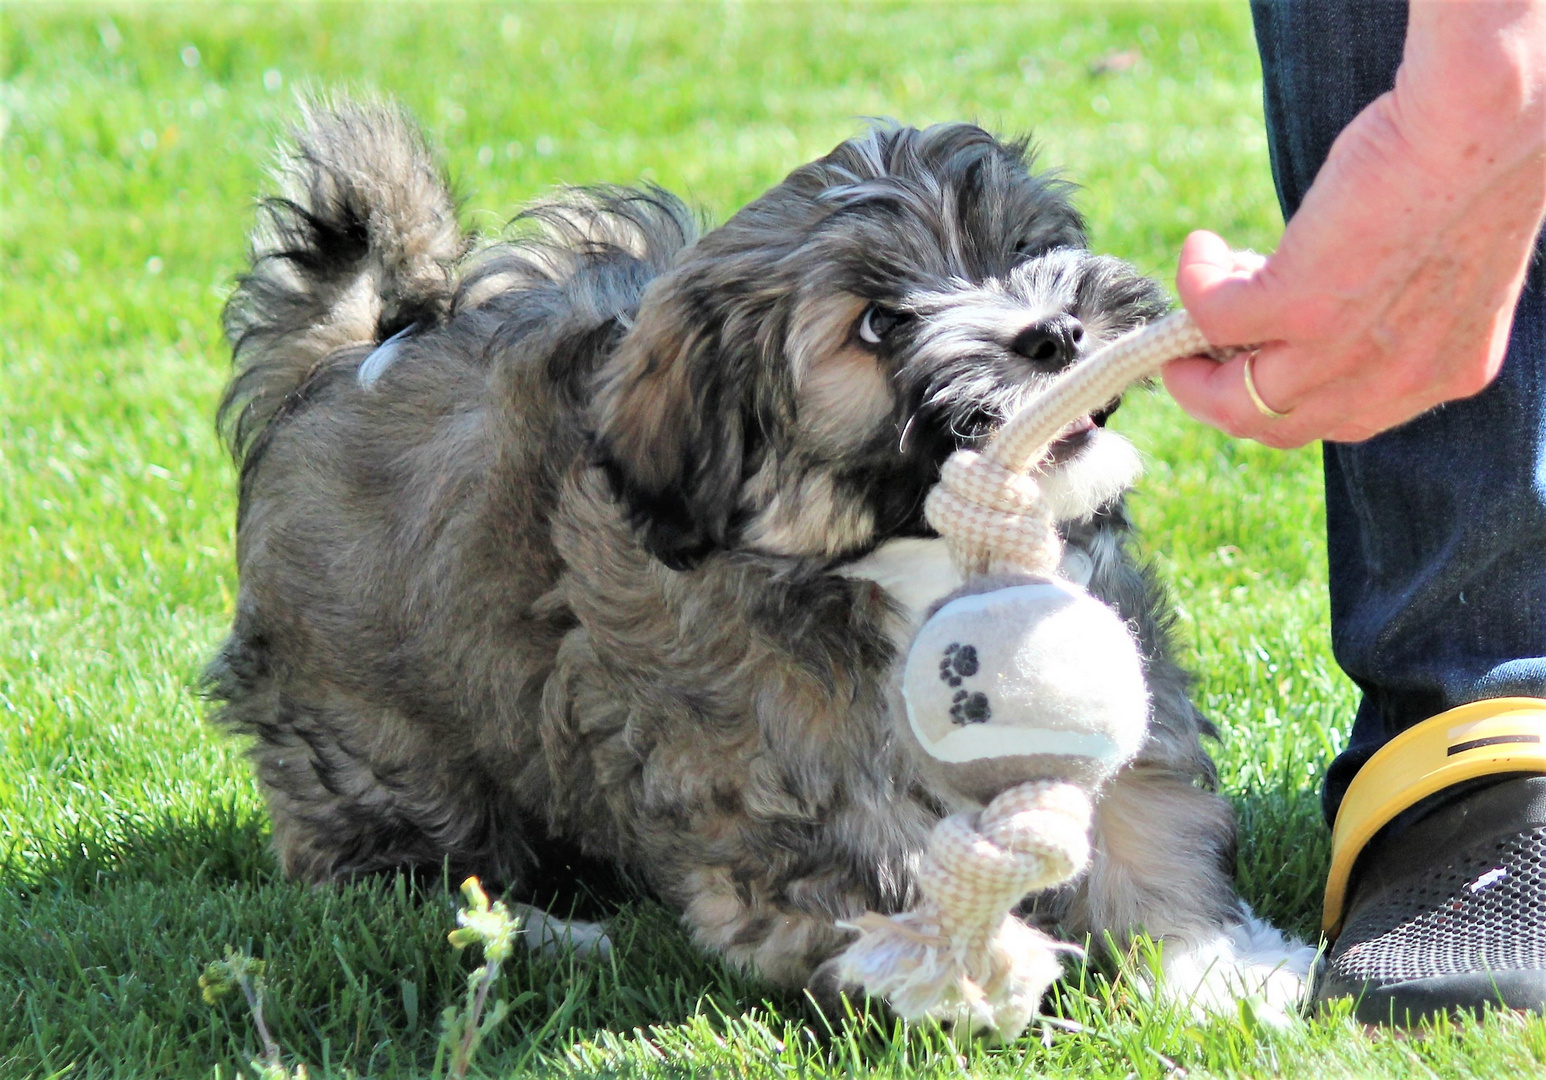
[1315,775,1546,1026]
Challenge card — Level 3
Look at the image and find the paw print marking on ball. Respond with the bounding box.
[949,691,992,725]
[938,643,980,688]
[941,644,991,724]
[952,644,979,677]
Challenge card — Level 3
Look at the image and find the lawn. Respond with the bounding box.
[3,2,1544,1077]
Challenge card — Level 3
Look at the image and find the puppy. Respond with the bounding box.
[208,99,1311,1016]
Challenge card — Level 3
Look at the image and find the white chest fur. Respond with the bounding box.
[835,429,1136,634]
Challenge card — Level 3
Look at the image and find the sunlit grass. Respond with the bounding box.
[2,3,1536,1076]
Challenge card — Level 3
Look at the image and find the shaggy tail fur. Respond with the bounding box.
[219,98,466,463]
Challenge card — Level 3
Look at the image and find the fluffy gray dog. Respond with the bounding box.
[208,99,1310,1014]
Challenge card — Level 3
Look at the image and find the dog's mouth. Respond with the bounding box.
[1045,399,1116,464]
[1047,415,1096,463]
[869,393,1122,546]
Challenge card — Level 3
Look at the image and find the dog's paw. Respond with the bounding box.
[1152,907,1315,1026]
[511,904,613,959]
[807,953,863,1015]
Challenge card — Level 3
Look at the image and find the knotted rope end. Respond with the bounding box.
[924,451,1063,579]
[834,781,1093,1040]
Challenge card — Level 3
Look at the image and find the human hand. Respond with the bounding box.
[1164,1,1546,449]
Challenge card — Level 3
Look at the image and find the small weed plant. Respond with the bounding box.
[200,949,308,1080]
[439,877,528,1079]
[203,877,522,1079]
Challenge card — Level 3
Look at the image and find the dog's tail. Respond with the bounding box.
[219,97,465,463]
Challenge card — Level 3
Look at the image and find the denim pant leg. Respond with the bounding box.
[1250,0,1546,826]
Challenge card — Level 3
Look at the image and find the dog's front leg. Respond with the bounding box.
[667,862,879,995]
[1070,765,1315,1020]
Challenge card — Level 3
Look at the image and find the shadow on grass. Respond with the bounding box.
[0,776,1330,1077]
[1231,783,1334,943]
[2,797,276,897]
[0,803,826,1077]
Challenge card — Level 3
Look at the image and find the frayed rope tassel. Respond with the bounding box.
[835,780,1093,1040]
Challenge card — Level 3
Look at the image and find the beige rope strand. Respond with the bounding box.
[833,780,1092,1038]
[988,310,1222,473]
[923,310,1246,577]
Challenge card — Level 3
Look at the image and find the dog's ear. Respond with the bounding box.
[590,269,761,570]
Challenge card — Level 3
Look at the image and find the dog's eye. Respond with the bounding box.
[857,305,903,346]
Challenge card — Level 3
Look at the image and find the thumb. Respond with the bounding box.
[1175,230,1270,347]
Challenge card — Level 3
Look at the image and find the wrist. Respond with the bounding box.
[1398,0,1546,174]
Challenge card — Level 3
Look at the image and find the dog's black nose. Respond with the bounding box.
[1011,315,1084,372]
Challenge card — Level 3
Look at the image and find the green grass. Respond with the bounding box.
[2,2,1541,1076]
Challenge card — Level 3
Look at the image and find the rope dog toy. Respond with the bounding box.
[835,310,1248,1039]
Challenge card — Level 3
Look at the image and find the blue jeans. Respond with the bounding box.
[1249,0,1546,825]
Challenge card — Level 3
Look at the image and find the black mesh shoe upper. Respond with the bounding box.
[1316,775,1546,1025]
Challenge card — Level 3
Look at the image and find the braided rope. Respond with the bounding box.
[923,310,1242,577]
[925,451,1060,575]
[989,309,1220,473]
[918,780,1092,932]
[838,310,1242,1038]
[835,781,1091,1038]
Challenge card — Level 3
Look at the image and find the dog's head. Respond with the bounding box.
[592,123,1168,570]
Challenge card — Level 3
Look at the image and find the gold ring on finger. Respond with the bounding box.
[1243,350,1289,420]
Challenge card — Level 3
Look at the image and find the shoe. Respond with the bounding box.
[1315,700,1546,1026]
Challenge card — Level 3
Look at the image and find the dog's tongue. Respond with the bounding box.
[1046,414,1095,462]
[1057,415,1095,440]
